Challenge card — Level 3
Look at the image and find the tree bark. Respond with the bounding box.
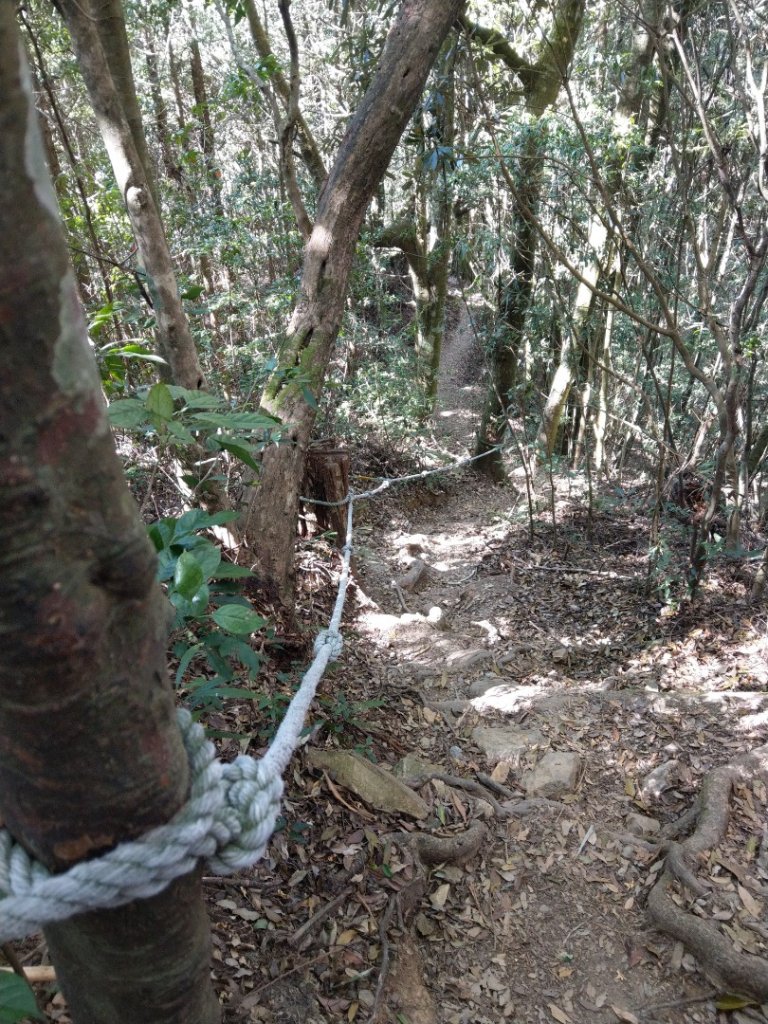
[0,13,218,1024]
[190,29,224,216]
[90,0,162,211]
[242,0,465,608]
[53,0,205,392]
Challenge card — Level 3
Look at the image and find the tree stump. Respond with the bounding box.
[302,439,350,547]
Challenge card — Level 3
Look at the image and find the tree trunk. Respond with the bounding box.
[22,9,118,313]
[465,0,585,479]
[54,0,205,392]
[90,0,161,211]
[540,0,661,457]
[242,0,326,188]
[242,0,465,608]
[144,24,182,185]
[475,129,545,479]
[190,31,224,217]
[0,15,218,1023]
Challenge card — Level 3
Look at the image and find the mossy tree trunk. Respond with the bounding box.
[242,0,465,609]
[0,13,218,1023]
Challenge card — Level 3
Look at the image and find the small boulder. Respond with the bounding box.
[524,752,581,798]
[472,725,544,763]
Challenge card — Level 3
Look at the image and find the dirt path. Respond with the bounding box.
[347,304,768,1024]
[208,302,768,1024]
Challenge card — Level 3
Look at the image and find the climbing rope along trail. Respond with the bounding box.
[0,444,502,941]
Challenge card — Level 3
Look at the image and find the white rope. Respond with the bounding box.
[0,446,497,939]
[300,442,504,509]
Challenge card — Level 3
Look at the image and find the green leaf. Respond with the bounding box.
[166,387,223,409]
[145,382,175,421]
[155,548,176,582]
[174,551,205,599]
[212,605,267,635]
[188,539,221,580]
[175,642,204,687]
[165,420,197,445]
[173,509,239,540]
[190,411,281,430]
[213,437,260,471]
[108,398,149,428]
[714,994,757,1011]
[207,686,258,699]
[181,285,205,300]
[301,387,318,410]
[0,972,44,1022]
[171,583,210,620]
[212,563,254,579]
[113,346,167,365]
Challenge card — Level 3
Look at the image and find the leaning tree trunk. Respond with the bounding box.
[53,0,205,392]
[242,0,465,609]
[0,14,218,1024]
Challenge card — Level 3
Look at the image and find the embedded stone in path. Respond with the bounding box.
[523,752,581,798]
[306,749,429,819]
[472,725,545,763]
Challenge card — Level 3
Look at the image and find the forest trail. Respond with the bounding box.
[212,302,768,1024]
[344,302,768,1024]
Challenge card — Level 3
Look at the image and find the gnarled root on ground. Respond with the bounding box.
[646,744,768,1000]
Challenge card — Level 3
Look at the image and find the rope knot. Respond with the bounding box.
[313,628,343,661]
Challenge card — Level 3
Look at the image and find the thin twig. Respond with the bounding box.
[290,888,353,947]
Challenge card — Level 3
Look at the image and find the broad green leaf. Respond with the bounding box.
[213,437,260,471]
[188,540,221,580]
[174,551,205,599]
[190,411,281,430]
[181,285,205,300]
[148,519,176,552]
[0,972,44,1022]
[145,382,174,421]
[155,548,176,582]
[166,386,223,409]
[165,420,197,445]
[108,398,148,428]
[171,583,209,620]
[212,563,254,579]
[212,605,267,635]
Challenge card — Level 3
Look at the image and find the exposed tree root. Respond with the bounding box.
[412,821,488,866]
[646,744,768,1000]
[383,820,488,869]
